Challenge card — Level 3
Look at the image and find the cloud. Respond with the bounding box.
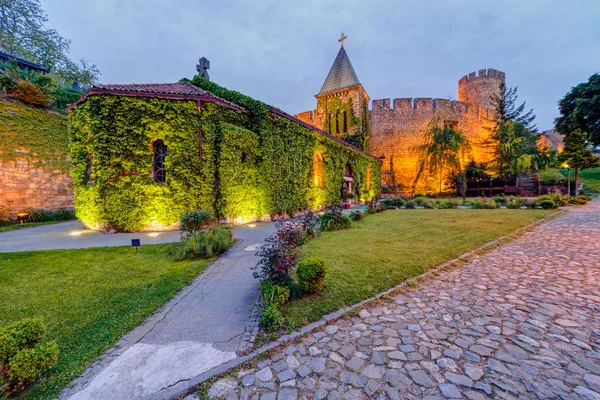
[42,0,600,130]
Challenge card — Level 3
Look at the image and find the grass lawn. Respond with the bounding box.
[284,209,551,327]
[0,220,70,233]
[560,167,600,194]
[0,244,210,400]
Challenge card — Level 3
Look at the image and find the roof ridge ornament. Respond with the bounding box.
[338,31,347,48]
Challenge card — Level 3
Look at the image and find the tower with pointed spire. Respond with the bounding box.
[296,33,371,150]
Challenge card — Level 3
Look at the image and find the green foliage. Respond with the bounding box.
[176,226,233,260]
[50,86,81,113]
[538,194,568,207]
[0,318,58,394]
[0,0,100,87]
[539,199,555,210]
[349,210,365,221]
[491,121,540,176]
[179,210,214,237]
[0,100,69,171]
[434,199,459,209]
[558,129,600,196]
[69,96,204,231]
[23,208,75,222]
[381,198,404,209]
[258,279,290,331]
[296,258,327,294]
[489,81,537,131]
[539,168,566,186]
[505,197,524,209]
[555,73,600,147]
[318,207,352,232]
[414,118,471,194]
[413,197,429,207]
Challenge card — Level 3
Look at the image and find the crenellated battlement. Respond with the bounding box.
[458,68,505,86]
[369,97,492,119]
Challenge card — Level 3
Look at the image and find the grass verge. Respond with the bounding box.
[560,167,600,194]
[284,209,551,327]
[0,220,70,233]
[0,243,210,400]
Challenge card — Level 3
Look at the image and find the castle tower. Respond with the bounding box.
[296,33,370,150]
[457,68,505,111]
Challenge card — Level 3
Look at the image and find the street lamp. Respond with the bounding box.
[564,164,571,196]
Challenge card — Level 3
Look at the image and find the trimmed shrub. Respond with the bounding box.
[493,195,508,206]
[180,210,214,237]
[0,319,58,394]
[471,199,485,209]
[539,199,555,209]
[349,210,364,221]
[318,207,352,232]
[413,197,428,207]
[381,198,404,209]
[404,201,415,209]
[296,258,327,294]
[177,225,232,260]
[435,199,459,209]
[367,200,383,214]
[483,200,498,209]
[567,195,591,205]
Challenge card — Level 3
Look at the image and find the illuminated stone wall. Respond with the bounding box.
[0,157,73,215]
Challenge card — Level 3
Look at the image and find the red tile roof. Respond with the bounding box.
[92,82,208,96]
[66,82,244,112]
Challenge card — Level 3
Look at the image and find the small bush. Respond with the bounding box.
[493,195,508,206]
[413,197,428,207]
[177,225,232,260]
[295,211,319,239]
[296,258,327,294]
[435,199,459,209]
[367,200,383,214]
[471,199,485,209]
[180,210,214,237]
[539,168,566,186]
[349,210,364,221]
[0,319,58,394]
[539,199,555,209]
[404,201,415,209]
[567,195,591,205]
[483,200,498,209]
[258,279,290,331]
[276,221,309,248]
[12,80,53,108]
[381,198,404,209]
[318,207,352,232]
[523,198,538,209]
[505,196,524,209]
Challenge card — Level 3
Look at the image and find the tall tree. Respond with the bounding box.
[558,129,600,196]
[0,0,99,87]
[491,120,539,177]
[414,119,471,194]
[555,73,600,147]
[489,81,537,131]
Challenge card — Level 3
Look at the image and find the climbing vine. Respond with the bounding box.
[70,79,381,231]
[0,100,69,171]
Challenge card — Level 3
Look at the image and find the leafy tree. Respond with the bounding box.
[555,73,600,147]
[491,120,540,177]
[558,129,600,195]
[414,119,471,194]
[489,81,537,131]
[0,0,99,87]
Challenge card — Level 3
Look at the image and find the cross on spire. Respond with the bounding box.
[338,31,347,48]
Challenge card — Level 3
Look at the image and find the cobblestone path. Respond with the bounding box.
[207,202,600,399]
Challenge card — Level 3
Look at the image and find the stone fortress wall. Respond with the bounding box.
[369,69,505,190]
[0,156,73,216]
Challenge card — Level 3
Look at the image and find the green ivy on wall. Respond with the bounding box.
[0,100,69,171]
[69,96,203,232]
[69,78,381,231]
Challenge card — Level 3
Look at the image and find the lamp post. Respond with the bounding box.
[565,164,571,197]
[16,212,29,226]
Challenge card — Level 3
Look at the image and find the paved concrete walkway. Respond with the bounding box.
[208,201,600,399]
[60,222,277,400]
[0,220,181,252]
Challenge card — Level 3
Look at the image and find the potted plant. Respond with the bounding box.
[344,193,354,209]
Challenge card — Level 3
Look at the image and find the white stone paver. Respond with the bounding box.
[209,201,600,399]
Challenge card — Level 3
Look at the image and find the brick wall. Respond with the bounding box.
[0,157,73,216]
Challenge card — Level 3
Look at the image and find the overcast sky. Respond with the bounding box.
[42,0,599,130]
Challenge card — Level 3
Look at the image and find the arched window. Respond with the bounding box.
[335,111,340,134]
[313,152,324,188]
[153,140,167,183]
[343,111,348,133]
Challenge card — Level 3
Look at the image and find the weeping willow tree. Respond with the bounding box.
[413,118,471,194]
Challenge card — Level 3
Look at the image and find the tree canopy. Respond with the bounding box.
[489,81,537,131]
[557,128,600,196]
[555,73,600,147]
[0,0,99,87]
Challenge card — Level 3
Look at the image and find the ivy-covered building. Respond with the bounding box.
[67,79,381,232]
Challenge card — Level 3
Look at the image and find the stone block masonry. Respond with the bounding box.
[0,157,73,215]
